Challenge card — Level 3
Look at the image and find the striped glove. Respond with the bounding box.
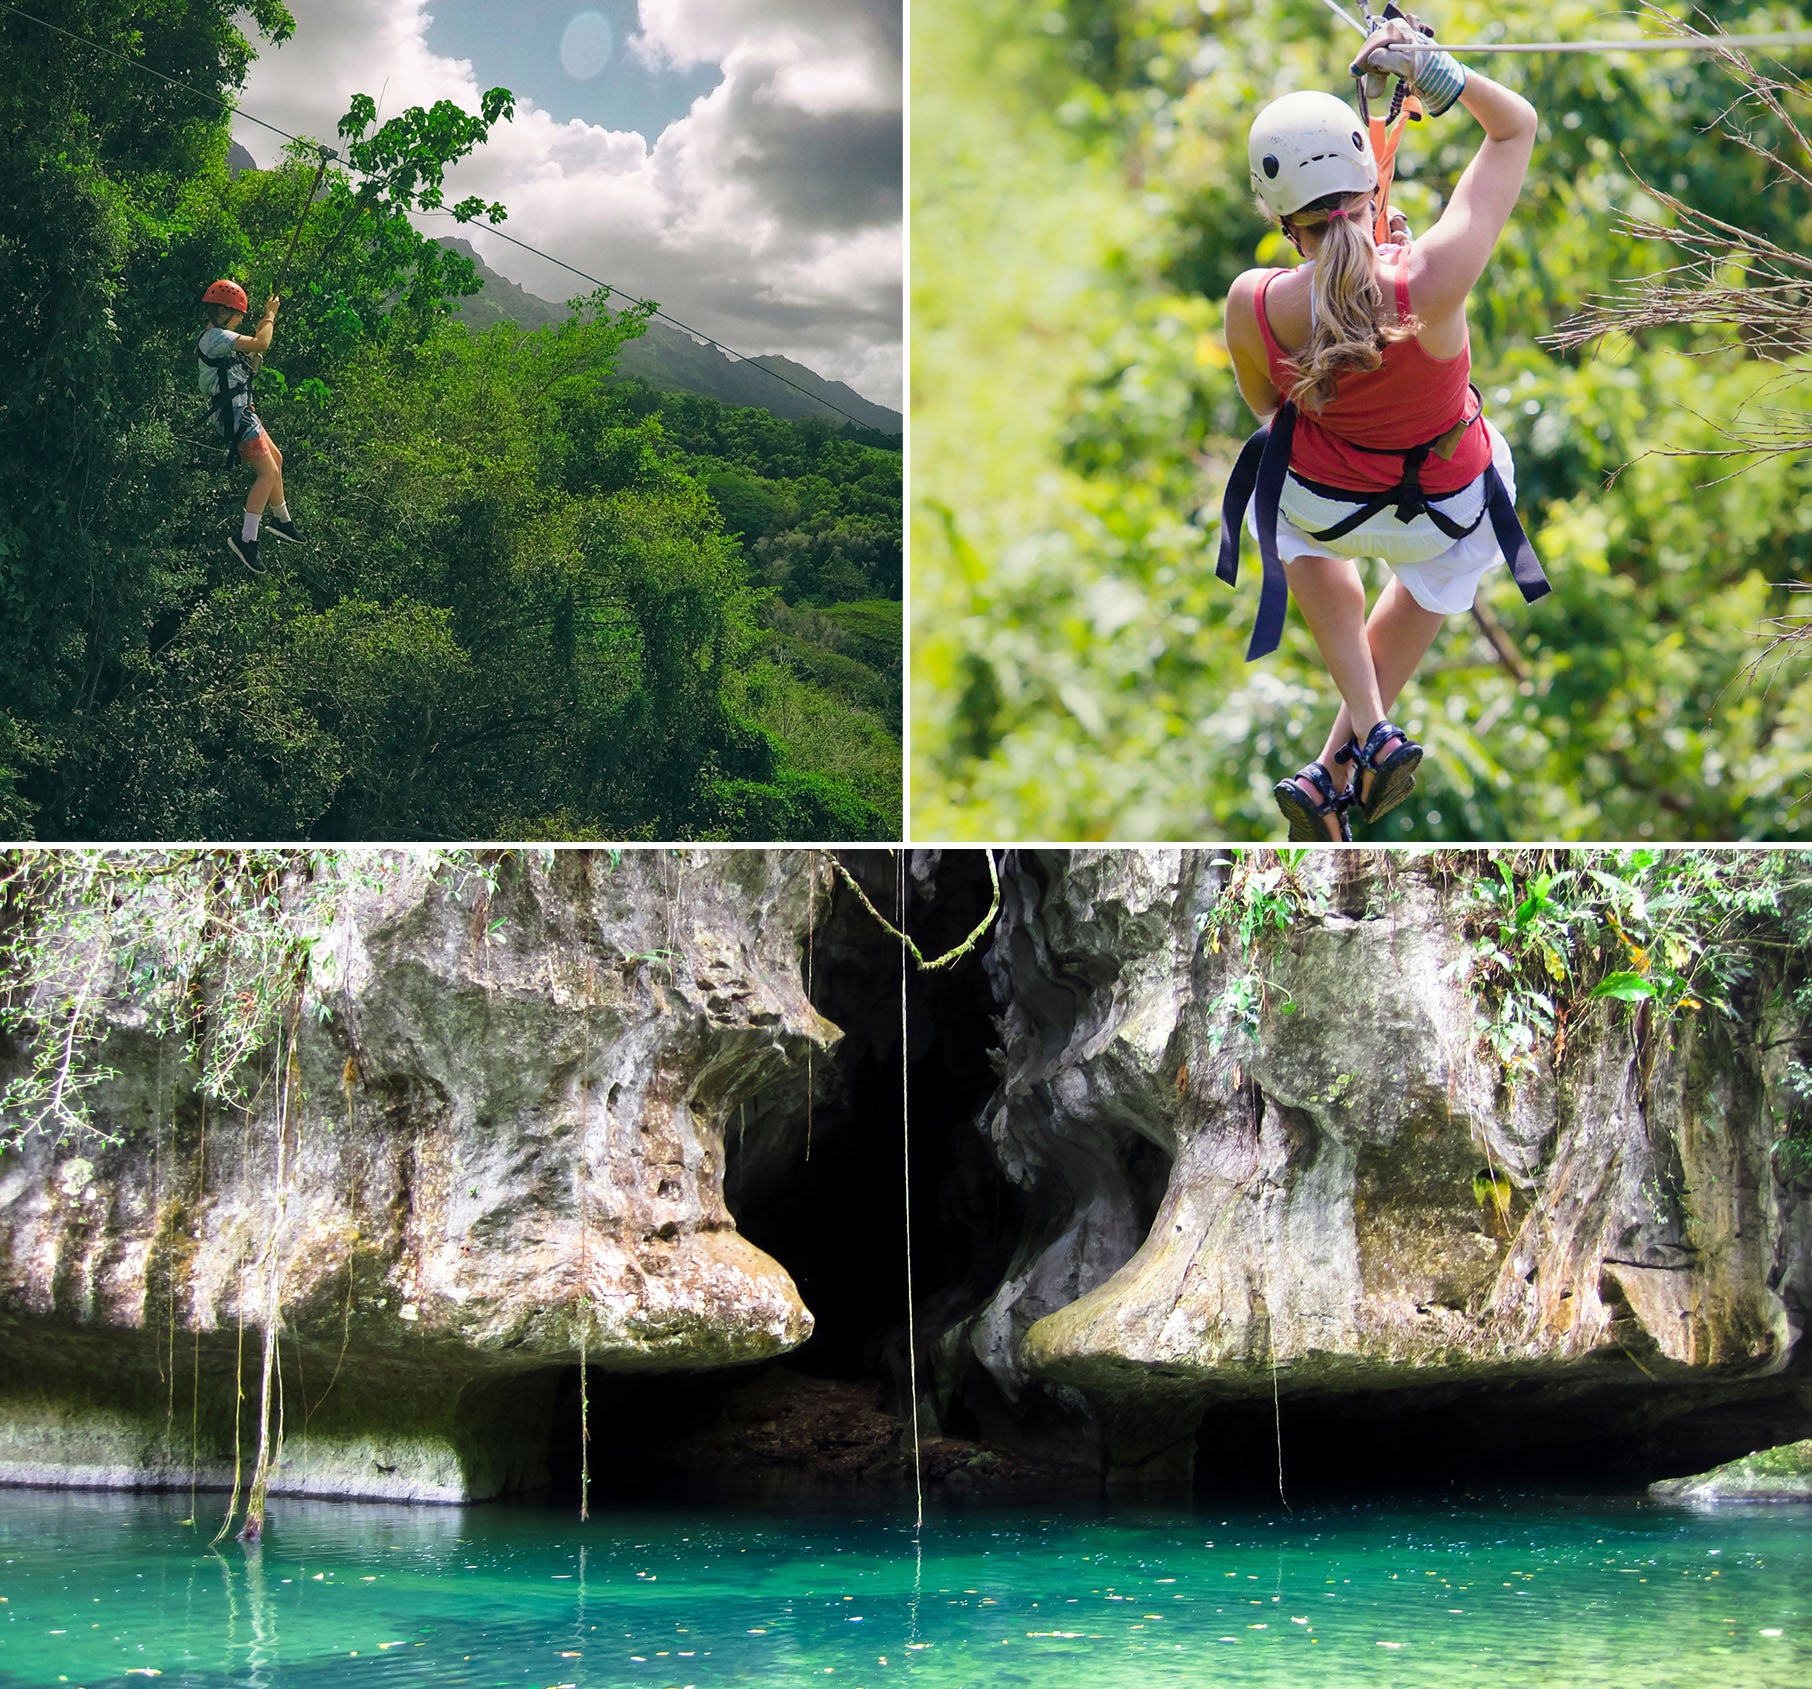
[1352,9,1467,117]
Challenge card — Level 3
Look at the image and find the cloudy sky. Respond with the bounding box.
[235,0,902,406]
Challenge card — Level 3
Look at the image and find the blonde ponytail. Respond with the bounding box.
[1281,191,1417,411]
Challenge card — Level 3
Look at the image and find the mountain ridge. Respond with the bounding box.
[439,237,902,435]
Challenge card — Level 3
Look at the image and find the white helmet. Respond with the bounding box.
[1248,91,1378,219]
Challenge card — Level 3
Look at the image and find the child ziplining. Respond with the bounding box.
[196,279,302,571]
[1217,9,1549,841]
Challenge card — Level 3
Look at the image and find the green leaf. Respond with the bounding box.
[1590,972,1657,1002]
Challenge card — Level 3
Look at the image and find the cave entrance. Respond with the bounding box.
[1192,1377,1810,1505]
[542,852,1020,1504]
[723,852,1018,1404]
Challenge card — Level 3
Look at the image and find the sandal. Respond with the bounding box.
[1336,719,1423,825]
[1273,761,1353,843]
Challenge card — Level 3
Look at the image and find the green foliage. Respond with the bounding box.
[642,388,904,605]
[1203,847,1316,949]
[1199,849,1317,1049]
[0,2,894,840]
[0,848,522,1152]
[1450,847,1812,1073]
[912,0,1812,840]
[0,850,328,1147]
[1777,1060,1812,1181]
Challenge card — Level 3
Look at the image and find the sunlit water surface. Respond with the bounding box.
[0,1489,1807,1687]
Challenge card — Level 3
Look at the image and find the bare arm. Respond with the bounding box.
[231,295,279,355]
[1225,269,1281,424]
[1407,68,1536,316]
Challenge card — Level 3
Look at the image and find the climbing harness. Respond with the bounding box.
[195,305,264,466]
[1215,388,1547,659]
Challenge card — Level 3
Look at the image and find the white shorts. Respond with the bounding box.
[1245,421,1518,616]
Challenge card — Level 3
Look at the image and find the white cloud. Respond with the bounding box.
[629,0,897,73]
[235,0,900,407]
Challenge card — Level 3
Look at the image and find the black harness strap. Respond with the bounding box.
[1216,403,1298,660]
[196,335,260,464]
[1219,398,1549,660]
[1482,461,1548,603]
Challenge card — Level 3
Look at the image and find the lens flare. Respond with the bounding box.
[560,10,613,80]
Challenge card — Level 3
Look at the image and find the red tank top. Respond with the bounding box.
[1255,249,1491,495]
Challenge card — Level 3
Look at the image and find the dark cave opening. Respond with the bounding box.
[544,851,1023,1505]
[1190,1376,1811,1505]
[729,849,1018,1395]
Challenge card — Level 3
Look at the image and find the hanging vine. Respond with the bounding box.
[822,849,1001,974]
[0,848,503,1543]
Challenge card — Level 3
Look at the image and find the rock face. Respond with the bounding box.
[0,851,833,1502]
[1652,1439,1812,1506]
[3,847,1807,1505]
[949,851,1810,1480]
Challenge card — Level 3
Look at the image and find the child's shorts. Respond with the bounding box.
[235,412,273,462]
[1246,420,1519,616]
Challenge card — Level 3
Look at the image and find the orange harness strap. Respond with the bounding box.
[1367,94,1422,246]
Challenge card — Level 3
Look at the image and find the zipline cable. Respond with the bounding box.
[1307,2,1812,54]
[270,149,333,299]
[0,0,884,433]
[415,212,881,430]
[1417,32,1812,53]
[1313,0,1371,35]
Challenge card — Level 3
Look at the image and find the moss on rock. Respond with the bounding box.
[1651,1439,1812,1507]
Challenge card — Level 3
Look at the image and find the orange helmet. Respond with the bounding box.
[201,278,249,312]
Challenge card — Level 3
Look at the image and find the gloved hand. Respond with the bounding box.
[1352,16,1420,80]
[1351,13,1466,116]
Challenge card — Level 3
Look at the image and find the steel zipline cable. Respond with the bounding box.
[1310,0,1812,54]
[0,0,884,432]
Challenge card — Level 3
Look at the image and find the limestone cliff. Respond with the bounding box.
[0,850,833,1502]
[949,851,1810,1479]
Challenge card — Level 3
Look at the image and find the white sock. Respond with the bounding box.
[241,511,261,543]
[271,501,290,523]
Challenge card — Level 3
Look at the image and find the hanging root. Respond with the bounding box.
[578,1320,592,1522]
[899,858,924,1535]
[826,849,1001,973]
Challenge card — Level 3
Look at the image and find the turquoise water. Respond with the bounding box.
[0,1490,1808,1687]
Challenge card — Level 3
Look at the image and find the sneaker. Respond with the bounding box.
[265,515,303,545]
[228,534,264,573]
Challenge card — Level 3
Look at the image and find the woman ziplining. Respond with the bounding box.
[196,278,302,572]
[1218,10,1550,841]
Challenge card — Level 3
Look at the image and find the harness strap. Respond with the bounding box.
[1366,101,1421,246]
[1218,403,1550,659]
[1297,446,1487,545]
[1483,463,1549,604]
[1216,403,1299,660]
